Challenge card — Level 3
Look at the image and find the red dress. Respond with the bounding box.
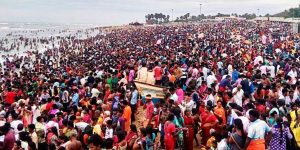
[184,116,194,150]
[256,104,266,114]
[164,121,176,150]
[103,89,111,103]
[254,89,265,99]
[201,112,218,144]
[5,91,16,105]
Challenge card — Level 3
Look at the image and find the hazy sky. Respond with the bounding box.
[0,0,298,26]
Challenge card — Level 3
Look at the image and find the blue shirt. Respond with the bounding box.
[232,70,239,82]
[55,102,63,109]
[219,79,232,89]
[72,93,79,106]
[146,133,156,150]
[192,92,199,103]
[130,90,138,105]
[248,119,271,139]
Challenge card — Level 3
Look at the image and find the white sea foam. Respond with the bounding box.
[0,22,102,63]
[0,27,9,30]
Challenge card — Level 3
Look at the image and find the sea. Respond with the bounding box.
[0,22,102,64]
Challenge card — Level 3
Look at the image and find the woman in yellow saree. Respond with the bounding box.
[290,103,300,147]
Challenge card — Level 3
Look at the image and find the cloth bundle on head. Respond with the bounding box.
[18,99,26,105]
[269,107,279,116]
[97,100,103,104]
[209,129,216,135]
[104,111,111,116]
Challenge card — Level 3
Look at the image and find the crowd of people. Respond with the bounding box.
[0,20,299,150]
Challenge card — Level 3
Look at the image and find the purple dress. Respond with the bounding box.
[129,70,135,82]
[269,125,293,150]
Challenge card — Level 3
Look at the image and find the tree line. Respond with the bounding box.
[273,7,300,18]
[145,7,300,24]
[145,13,170,24]
[145,12,258,24]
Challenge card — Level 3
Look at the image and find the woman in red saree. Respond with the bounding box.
[198,81,208,99]
[253,83,265,100]
[103,84,111,103]
[164,113,177,150]
[201,104,218,145]
[184,110,194,150]
[125,124,138,150]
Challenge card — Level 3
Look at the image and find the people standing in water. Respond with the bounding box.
[0,20,299,150]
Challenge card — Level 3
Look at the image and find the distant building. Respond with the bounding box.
[215,16,246,21]
[129,22,143,26]
[292,23,300,33]
[254,17,300,33]
[202,19,218,22]
[253,17,300,23]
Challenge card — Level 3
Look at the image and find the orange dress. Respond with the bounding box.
[247,139,265,150]
[169,75,176,83]
[214,107,226,125]
[122,105,132,131]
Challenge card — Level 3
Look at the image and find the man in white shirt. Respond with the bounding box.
[182,94,195,112]
[0,115,6,127]
[217,138,228,150]
[231,109,250,133]
[245,109,271,149]
[217,61,223,71]
[260,64,268,75]
[254,56,263,65]
[91,86,100,98]
[96,69,103,79]
[80,76,88,86]
[228,63,233,75]
[293,88,299,102]
[205,88,215,106]
[75,121,89,131]
[169,87,178,103]
[288,67,298,84]
[206,72,217,88]
[28,124,38,149]
[118,75,128,85]
[45,114,59,132]
[202,66,209,80]
[232,86,244,107]
[284,91,292,105]
[105,120,113,139]
[11,114,23,133]
[267,64,275,78]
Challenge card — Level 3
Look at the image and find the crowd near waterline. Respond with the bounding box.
[0,20,299,150]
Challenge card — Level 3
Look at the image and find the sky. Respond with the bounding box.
[0,0,298,26]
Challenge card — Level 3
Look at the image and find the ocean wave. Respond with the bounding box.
[0,27,10,30]
[0,26,41,31]
[7,27,24,30]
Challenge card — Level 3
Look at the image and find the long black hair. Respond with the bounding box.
[234,118,245,138]
[276,117,284,145]
[256,83,263,96]
[167,113,175,122]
